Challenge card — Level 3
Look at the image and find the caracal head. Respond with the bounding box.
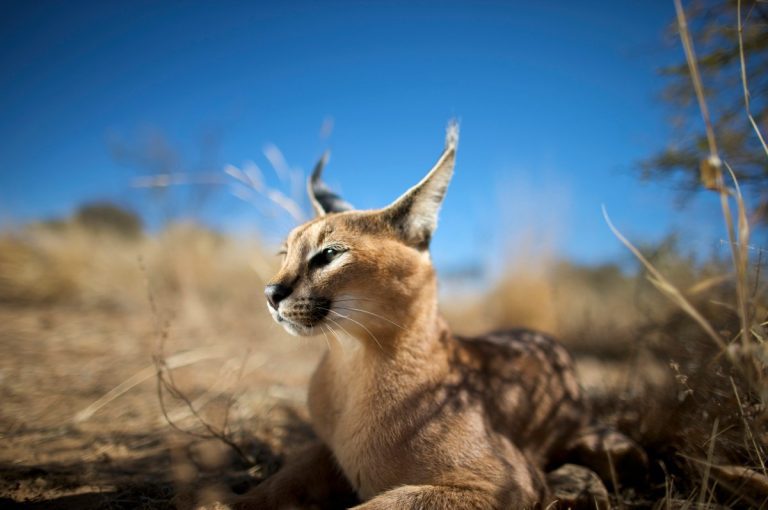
[264,121,459,345]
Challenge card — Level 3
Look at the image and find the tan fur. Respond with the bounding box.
[231,126,645,510]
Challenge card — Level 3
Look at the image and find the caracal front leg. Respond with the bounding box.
[231,440,357,510]
[351,483,538,510]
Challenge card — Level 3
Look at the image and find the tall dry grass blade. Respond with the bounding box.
[681,456,768,508]
[737,0,768,159]
[265,189,304,223]
[226,160,305,223]
[673,0,718,161]
[724,161,753,349]
[709,464,768,508]
[73,347,228,423]
[698,418,718,508]
[605,450,623,509]
[131,172,225,188]
[263,143,291,183]
[602,206,726,352]
[730,376,767,476]
[155,354,255,465]
[159,353,267,426]
[686,274,731,296]
[675,0,753,358]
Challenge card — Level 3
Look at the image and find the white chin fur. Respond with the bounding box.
[278,316,321,337]
[280,321,302,336]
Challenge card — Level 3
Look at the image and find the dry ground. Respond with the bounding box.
[0,301,322,509]
[0,300,647,509]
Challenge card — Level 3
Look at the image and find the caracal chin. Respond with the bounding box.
[231,122,646,510]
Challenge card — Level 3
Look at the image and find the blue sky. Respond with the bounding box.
[0,1,727,273]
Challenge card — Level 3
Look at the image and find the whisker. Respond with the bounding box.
[326,308,385,353]
[323,316,349,353]
[333,297,389,306]
[333,305,405,330]
[323,312,351,338]
[319,324,332,351]
[318,306,380,352]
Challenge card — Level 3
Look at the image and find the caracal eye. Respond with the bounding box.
[310,247,343,269]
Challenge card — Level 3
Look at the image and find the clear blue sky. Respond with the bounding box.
[0,1,726,273]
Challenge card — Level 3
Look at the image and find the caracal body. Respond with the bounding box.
[232,123,644,510]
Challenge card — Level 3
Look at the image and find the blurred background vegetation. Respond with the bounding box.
[641,0,768,221]
[1,0,767,508]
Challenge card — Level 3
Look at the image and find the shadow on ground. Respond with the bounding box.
[0,407,317,509]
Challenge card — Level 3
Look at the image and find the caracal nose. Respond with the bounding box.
[265,284,292,310]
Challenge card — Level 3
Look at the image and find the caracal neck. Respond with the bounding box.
[328,272,446,367]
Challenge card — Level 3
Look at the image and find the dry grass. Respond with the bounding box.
[444,250,705,358]
[592,1,768,505]
[0,220,271,311]
[0,217,322,509]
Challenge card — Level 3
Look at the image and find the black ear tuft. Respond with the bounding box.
[307,151,354,216]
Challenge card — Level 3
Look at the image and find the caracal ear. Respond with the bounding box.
[380,120,459,250]
[307,151,354,216]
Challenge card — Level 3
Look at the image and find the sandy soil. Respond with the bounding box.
[0,304,641,509]
[0,303,329,509]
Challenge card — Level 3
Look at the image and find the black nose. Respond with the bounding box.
[265,284,292,310]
